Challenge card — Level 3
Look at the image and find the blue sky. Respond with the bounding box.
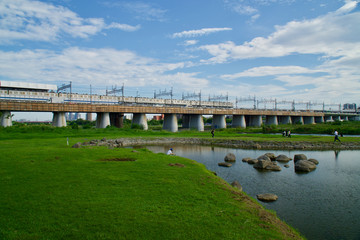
[1,0,360,120]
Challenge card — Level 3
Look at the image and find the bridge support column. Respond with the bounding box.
[343,116,349,121]
[182,115,190,128]
[333,115,341,121]
[232,115,246,128]
[132,113,148,130]
[1,111,12,127]
[248,115,262,127]
[265,115,278,126]
[96,112,110,128]
[110,113,124,128]
[189,114,204,131]
[324,116,333,122]
[315,116,324,123]
[163,114,178,132]
[52,112,66,127]
[291,116,303,125]
[86,113,92,121]
[212,115,226,129]
[278,116,292,125]
[303,116,315,124]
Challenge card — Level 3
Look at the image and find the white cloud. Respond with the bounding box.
[199,1,360,63]
[172,27,232,38]
[183,40,198,46]
[106,23,141,32]
[0,0,139,44]
[221,66,323,79]
[117,2,167,22]
[0,47,209,92]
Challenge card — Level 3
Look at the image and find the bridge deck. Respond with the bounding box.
[0,101,325,116]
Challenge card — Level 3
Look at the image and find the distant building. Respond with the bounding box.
[152,115,164,121]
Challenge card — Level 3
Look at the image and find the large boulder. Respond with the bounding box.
[295,160,317,172]
[224,153,236,162]
[231,181,242,191]
[265,153,277,161]
[247,159,259,164]
[294,154,307,163]
[308,158,319,165]
[265,164,282,171]
[257,155,271,161]
[275,154,292,162]
[257,193,278,202]
[253,159,272,169]
[218,162,232,167]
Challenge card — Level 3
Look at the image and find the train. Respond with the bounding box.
[0,89,234,108]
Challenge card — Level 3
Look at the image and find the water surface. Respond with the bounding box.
[147,145,360,240]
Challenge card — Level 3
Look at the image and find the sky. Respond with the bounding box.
[1,0,360,120]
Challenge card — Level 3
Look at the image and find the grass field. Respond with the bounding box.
[0,127,304,239]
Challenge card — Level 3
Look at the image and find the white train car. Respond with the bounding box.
[0,81,234,108]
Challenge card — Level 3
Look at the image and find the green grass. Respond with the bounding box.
[0,130,304,239]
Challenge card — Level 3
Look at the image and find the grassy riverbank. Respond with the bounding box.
[0,128,304,239]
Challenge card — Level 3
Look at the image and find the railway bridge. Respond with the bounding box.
[1,101,357,132]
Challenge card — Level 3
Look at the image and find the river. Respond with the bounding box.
[147,145,360,240]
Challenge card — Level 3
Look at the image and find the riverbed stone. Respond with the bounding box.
[284,164,290,168]
[295,160,317,172]
[253,159,272,169]
[294,154,307,163]
[242,157,252,162]
[257,155,271,161]
[218,162,232,167]
[257,193,278,202]
[247,159,258,164]
[308,158,319,165]
[275,154,292,162]
[224,153,236,162]
[265,153,277,161]
[231,180,242,191]
[265,164,282,171]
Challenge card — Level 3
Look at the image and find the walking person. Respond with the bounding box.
[211,129,215,138]
[334,130,341,142]
[288,130,291,138]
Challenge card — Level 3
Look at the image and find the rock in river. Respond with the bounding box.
[295,160,317,172]
[257,193,278,202]
[294,154,307,163]
[224,153,236,162]
[218,162,232,167]
[275,154,292,162]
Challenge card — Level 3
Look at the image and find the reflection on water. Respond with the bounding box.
[147,145,360,240]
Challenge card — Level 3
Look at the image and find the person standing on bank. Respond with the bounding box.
[334,130,341,142]
[211,129,215,138]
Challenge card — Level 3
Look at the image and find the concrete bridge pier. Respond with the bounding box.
[324,116,333,122]
[182,115,190,128]
[315,116,324,123]
[248,115,262,127]
[110,113,124,128]
[96,112,110,128]
[232,115,246,128]
[303,116,315,124]
[132,113,148,130]
[212,114,226,129]
[265,115,278,126]
[332,115,341,121]
[291,116,303,125]
[163,114,178,132]
[278,116,292,125]
[52,112,66,127]
[189,114,204,131]
[1,111,13,127]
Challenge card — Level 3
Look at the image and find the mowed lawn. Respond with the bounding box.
[0,135,304,239]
